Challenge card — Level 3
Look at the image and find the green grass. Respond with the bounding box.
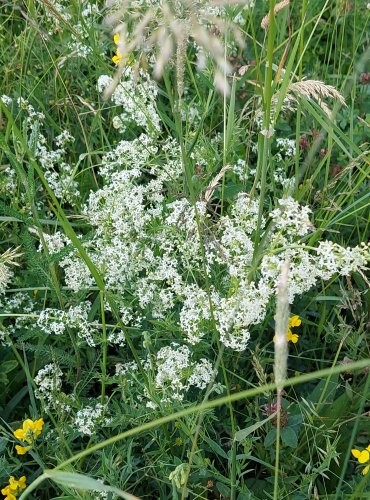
[0,1,370,499]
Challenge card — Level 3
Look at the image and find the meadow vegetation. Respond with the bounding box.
[0,1,369,499]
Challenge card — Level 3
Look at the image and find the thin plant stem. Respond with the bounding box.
[274,389,282,500]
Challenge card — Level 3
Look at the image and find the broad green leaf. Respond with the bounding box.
[44,471,139,500]
[264,428,277,448]
[1,360,18,373]
[281,427,298,448]
[216,481,231,497]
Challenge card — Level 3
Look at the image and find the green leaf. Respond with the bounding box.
[203,435,228,459]
[264,428,277,448]
[1,360,18,374]
[220,183,244,200]
[44,471,139,500]
[281,427,298,448]
[0,438,7,454]
[235,413,277,442]
[216,481,231,497]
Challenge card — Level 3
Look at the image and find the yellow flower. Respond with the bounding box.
[352,444,370,475]
[112,33,134,66]
[289,315,301,329]
[287,315,301,343]
[1,476,26,500]
[287,330,299,344]
[273,315,302,344]
[112,33,123,65]
[14,418,44,454]
[112,51,123,65]
[15,445,31,455]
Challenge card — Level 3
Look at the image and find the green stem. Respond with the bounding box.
[273,389,282,500]
[254,0,276,250]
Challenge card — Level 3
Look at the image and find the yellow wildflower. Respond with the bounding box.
[14,445,31,455]
[1,476,26,500]
[13,418,44,455]
[351,444,370,475]
[112,51,123,65]
[287,315,301,343]
[289,315,301,328]
[274,315,302,344]
[112,33,123,65]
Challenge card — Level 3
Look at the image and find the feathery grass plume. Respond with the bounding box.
[104,0,246,97]
[203,164,231,203]
[262,79,346,123]
[0,246,22,294]
[261,0,290,31]
[274,259,290,388]
[288,79,346,107]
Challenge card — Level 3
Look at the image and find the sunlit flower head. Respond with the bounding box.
[287,315,301,343]
[13,418,44,454]
[352,444,370,475]
[274,314,301,344]
[1,476,26,500]
[15,445,31,455]
[112,33,123,65]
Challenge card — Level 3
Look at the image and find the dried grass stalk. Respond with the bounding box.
[203,164,231,203]
[274,259,290,387]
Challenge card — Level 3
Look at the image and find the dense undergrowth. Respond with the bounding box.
[0,1,369,499]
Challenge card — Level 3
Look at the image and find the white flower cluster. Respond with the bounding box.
[276,137,296,159]
[67,3,100,58]
[37,303,98,346]
[108,329,126,347]
[152,343,214,402]
[0,96,79,204]
[115,361,138,377]
[36,231,70,254]
[270,196,313,237]
[36,0,71,34]
[97,68,161,135]
[29,69,370,373]
[34,363,65,410]
[36,130,79,202]
[74,401,109,436]
[58,146,369,351]
[273,166,295,190]
[232,158,248,182]
[213,281,270,351]
[0,293,36,345]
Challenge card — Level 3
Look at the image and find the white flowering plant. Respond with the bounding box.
[0,1,369,499]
